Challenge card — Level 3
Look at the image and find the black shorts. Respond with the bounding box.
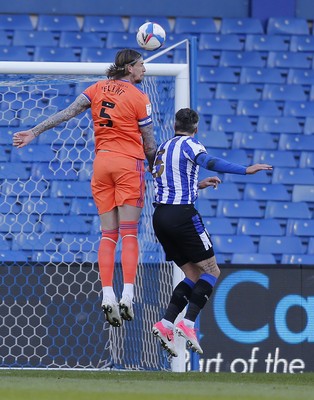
[152,203,215,267]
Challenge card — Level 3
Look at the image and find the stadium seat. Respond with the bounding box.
[197,130,231,149]
[272,167,314,185]
[205,148,250,164]
[287,69,314,85]
[21,197,70,215]
[263,84,307,101]
[59,32,104,48]
[236,100,281,117]
[267,51,312,69]
[11,233,60,251]
[199,34,244,50]
[198,182,241,200]
[290,35,314,51]
[34,46,80,62]
[304,117,314,135]
[292,185,314,202]
[243,183,290,201]
[215,83,262,100]
[237,218,283,236]
[265,201,311,219]
[253,150,297,167]
[83,15,125,32]
[0,250,30,262]
[220,18,264,34]
[299,151,314,168]
[32,251,80,263]
[259,236,306,255]
[0,196,20,214]
[283,101,314,117]
[0,14,33,30]
[193,50,220,66]
[216,200,264,218]
[31,163,78,181]
[210,115,256,132]
[174,17,216,34]
[279,133,314,151]
[0,163,31,180]
[13,30,58,47]
[50,181,92,198]
[267,18,309,35]
[128,16,171,33]
[197,99,235,116]
[231,253,277,264]
[42,215,91,233]
[286,219,314,237]
[224,171,272,184]
[198,67,240,83]
[0,213,39,233]
[0,30,11,46]
[219,51,266,68]
[1,180,49,198]
[257,116,302,134]
[0,146,11,162]
[0,45,33,61]
[70,198,98,215]
[202,217,236,234]
[0,237,11,250]
[211,235,257,254]
[307,238,314,254]
[59,234,99,253]
[240,67,286,84]
[11,145,56,162]
[58,145,93,164]
[245,34,289,51]
[80,48,118,62]
[106,32,139,49]
[281,254,314,265]
[232,132,278,150]
[37,15,80,31]
[196,199,217,217]
[197,83,216,99]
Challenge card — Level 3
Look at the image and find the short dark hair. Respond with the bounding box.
[174,108,199,134]
[106,49,142,79]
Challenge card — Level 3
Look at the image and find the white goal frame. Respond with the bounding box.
[0,60,190,372]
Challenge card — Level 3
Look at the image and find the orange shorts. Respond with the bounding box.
[91,151,145,214]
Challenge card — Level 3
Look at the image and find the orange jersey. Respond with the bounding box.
[83,79,153,160]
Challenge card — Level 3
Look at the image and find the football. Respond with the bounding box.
[136,22,166,51]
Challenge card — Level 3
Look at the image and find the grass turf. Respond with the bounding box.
[1,370,314,400]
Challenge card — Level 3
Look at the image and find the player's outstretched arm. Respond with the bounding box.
[13,94,90,148]
[198,176,221,190]
[246,164,273,174]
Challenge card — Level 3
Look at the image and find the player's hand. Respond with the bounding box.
[198,176,221,190]
[13,130,35,148]
[246,164,273,174]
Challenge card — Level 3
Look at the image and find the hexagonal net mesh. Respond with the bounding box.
[0,71,181,370]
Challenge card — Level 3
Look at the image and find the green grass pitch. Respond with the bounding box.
[1,370,314,400]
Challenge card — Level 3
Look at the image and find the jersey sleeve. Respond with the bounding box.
[135,91,153,128]
[82,82,97,103]
[195,152,247,174]
[183,138,207,162]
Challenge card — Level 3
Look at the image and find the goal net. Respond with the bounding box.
[0,59,190,371]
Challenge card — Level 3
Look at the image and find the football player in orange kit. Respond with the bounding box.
[13,49,157,327]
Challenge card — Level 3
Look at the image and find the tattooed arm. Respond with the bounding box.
[141,124,157,171]
[13,94,91,148]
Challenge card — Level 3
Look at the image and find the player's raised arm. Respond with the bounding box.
[141,124,157,171]
[13,94,91,148]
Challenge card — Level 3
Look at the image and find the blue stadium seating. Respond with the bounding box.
[279,134,314,151]
[281,254,314,265]
[210,115,256,132]
[267,51,312,69]
[267,18,309,35]
[0,213,39,233]
[283,101,314,117]
[299,152,314,168]
[240,68,286,84]
[11,233,60,251]
[13,30,58,47]
[290,35,314,52]
[205,148,249,164]
[202,218,236,234]
[80,47,118,62]
[174,17,216,34]
[50,181,92,198]
[237,218,283,236]
[0,14,33,30]
[253,150,297,167]
[211,235,257,253]
[199,34,244,50]
[83,16,125,32]
[198,182,241,200]
[106,32,140,48]
[262,84,307,101]
[220,18,264,34]
[1,180,49,197]
[236,100,281,117]
[34,46,80,62]
[245,34,289,51]
[37,15,80,32]
[232,132,278,150]
[0,45,32,61]
[0,250,30,262]
[257,116,302,134]
[58,234,99,253]
[307,238,314,254]
[198,67,240,83]
[70,198,97,215]
[231,253,277,264]
[196,199,217,217]
[292,185,314,202]
[304,117,314,135]
[219,51,267,68]
[42,215,91,233]
[198,130,231,148]
[272,167,314,185]
[59,32,104,48]
[265,201,311,219]
[197,99,235,115]
[243,183,290,201]
[128,16,171,33]
[21,198,70,215]
[216,200,264,218]
[287,69,314,84]
[215,83,262,100]
[192,50,220,66]
[0,31,11,46]
[286,219,314,237]
[259,236,306,255]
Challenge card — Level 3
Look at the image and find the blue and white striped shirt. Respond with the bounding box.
[152,135,206,205]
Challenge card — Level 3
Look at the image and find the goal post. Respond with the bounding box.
[0,43,194,372]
